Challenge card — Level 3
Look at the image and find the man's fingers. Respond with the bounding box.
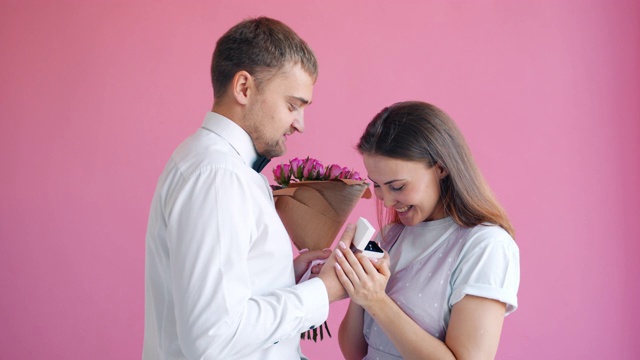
[298,248,332,264]
[311,263,323,274]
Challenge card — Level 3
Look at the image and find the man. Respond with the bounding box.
[142,17,350,359]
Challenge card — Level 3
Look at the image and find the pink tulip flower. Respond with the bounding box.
[338,167,351,179]
[273,163,292,187]
[290,157,305,180]
[324,164,343,180]
[349,171,363,181]
[303,158,325,180]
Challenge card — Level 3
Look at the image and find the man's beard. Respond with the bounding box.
[255,138,284,159]
[242,102,285,159]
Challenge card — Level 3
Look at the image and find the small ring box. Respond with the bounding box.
[351,217,384,259]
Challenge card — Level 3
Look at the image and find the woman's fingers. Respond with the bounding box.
[334,260,355,294]
[334,246,360,284]
[334,242,389,297]
[334,248,358,294]
[361,252,390,279]
[337,241,370,279]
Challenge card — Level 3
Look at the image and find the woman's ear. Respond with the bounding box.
[231,71,253,105]
[436,163,449,179]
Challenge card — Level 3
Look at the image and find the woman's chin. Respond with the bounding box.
[397,208,416,226]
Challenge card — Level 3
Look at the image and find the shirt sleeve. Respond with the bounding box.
[449,226,520,315]
[164,165,328,359]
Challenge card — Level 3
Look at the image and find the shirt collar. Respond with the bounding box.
[201,112,259,168]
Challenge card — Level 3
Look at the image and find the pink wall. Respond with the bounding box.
[1,1,639,359]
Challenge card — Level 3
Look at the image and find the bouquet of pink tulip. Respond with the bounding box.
[271,157,371,342]
[272,156,364,189]
[271,157,370,251]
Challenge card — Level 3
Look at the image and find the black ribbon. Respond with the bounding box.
[252,155,271,173]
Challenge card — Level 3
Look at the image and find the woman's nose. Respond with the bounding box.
[383,197,396,208]
[377,190,395,208]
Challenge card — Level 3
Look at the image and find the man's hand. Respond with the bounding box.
[318,223,356,302]
[293,248,332,283]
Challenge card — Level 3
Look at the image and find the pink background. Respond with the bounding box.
[1,1,639,359]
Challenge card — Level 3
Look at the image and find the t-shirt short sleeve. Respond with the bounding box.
[449,226,520,315]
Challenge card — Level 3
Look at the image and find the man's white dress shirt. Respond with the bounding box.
[143,112,329,360]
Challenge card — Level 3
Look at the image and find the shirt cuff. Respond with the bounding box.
[450,283,519,315]
[294,277,329,329]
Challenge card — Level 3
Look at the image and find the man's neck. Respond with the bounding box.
[211,102,241,124]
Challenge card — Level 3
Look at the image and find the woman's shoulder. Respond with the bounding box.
[466,223,513,240]
[461,223,518,254]
[377,222,405,249]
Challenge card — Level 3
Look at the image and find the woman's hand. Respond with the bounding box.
[293,248,332,283]
[334,241,391,309]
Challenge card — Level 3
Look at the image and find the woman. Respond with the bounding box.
[335,101,520,359]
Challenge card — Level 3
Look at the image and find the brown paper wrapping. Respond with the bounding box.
[273,179,372,251]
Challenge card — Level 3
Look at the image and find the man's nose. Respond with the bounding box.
[292,113,305,133]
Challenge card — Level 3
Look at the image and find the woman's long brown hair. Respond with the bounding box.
[357,101,515,238]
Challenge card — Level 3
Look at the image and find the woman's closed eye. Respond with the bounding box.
[372,182,404,191]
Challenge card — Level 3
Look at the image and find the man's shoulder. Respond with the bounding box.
[170,129,245,178]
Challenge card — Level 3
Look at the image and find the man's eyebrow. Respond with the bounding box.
[288,95,312,106]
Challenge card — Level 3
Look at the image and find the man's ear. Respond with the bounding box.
[231,71,253,105]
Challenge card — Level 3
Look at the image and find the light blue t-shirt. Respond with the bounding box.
[362,217,520,359]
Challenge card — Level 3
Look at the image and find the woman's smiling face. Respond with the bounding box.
[363,153,447,226]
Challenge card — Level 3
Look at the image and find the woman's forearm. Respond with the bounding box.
[366,295,457,360]
[339,301,368,360]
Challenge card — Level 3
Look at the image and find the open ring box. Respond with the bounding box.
[351,217,384,258]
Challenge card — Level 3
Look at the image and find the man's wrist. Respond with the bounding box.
[319,273,346,303]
